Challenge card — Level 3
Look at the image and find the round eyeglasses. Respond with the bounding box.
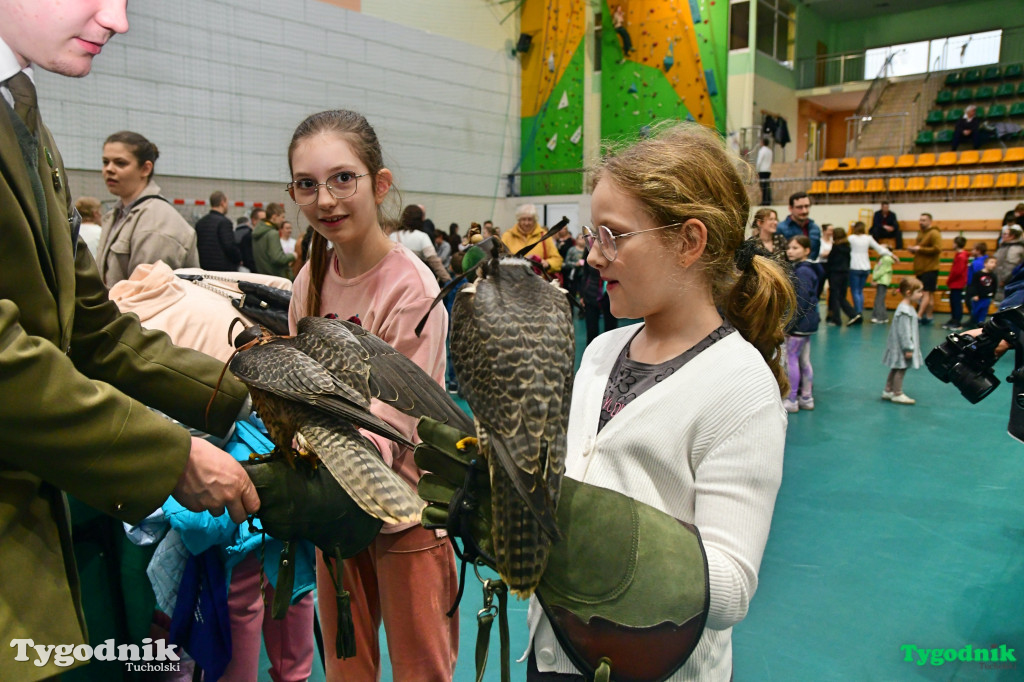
[286,171,367,206]
[582,223,682,262]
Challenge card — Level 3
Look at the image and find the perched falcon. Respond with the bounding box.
[230,317,472,525]
[450,236,575,597]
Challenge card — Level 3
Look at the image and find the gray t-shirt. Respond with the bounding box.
[598,323,735,432]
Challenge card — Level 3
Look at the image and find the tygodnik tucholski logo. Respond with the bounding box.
[901,644,1017,670]
[10,637,181,672]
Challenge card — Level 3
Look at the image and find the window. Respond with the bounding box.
[756,0,794,66]
[729,1,749,51]
[863,30,1001,79]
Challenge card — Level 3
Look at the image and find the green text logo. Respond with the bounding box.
[901,644,1016,667]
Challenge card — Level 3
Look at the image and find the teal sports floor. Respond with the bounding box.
[69,313,1024,681]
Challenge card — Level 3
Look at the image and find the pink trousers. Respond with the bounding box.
[317,524,459,682]
[219,553,315,682]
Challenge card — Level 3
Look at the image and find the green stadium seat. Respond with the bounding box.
[1006,64,1023,79]
[955,88,974,102]
[945,107,964,123]
[1010,102,1024,117]
[944,72,962,87]
[964,69,982,83]
[936,129,954,143]
[1018,82,1024,96]
[975,86,994,99]
[987,103,1007,118]
[983,66,1002,81]
[926,110,944,124]
[975,105,987,118]
[936,90,953,105]
[996,83,1015,98]
[915,130,934,145]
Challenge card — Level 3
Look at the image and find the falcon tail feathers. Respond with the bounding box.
[490,437,561,541]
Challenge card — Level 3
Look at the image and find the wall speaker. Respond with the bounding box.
[516,33,533,54]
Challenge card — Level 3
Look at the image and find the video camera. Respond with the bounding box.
[926,304,1024,440]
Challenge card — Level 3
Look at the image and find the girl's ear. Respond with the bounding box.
[140,159,154,182]
[677,218,708,268]
[374,169,393,205]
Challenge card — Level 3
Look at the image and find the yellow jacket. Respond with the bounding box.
[500,224,563,274]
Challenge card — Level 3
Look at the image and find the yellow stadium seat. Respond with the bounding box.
[876,155,896,170]
[819,158,840,172]
[1004,148,1024,163]
[857,156,876,170]
[865,178,885,192]
[936,152,958,166]
[957,150,980,165]
[809,180,827,194]
[895,154,916,168]
[839,157,857,170]
[827,179,845,193]
[906,177,926,191]
[924,176,948,191]
[970,174,994,189]
[995,173,1018,188]
[952,175,970,190]
[1019,174,1024,188]
[845,179,866,193]
[915,153,937,167]
[888,177,906,192]
[980,149,1004,164]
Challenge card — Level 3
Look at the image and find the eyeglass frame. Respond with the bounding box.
[285,171,369,206]
[581,222,683,262]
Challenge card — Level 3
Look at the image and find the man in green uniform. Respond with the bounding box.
[0,2,259,679]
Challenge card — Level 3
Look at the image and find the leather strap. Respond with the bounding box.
[474,578,510,682]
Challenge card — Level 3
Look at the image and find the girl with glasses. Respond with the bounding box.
[526,122,794,680]
[285,110,458,681]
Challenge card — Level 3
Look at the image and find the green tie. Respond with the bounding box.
[6,71,39,137]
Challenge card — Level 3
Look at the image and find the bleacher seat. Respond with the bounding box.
[936,152,958,166]
[838,157,857,171]
[865,178,885,193]
[809,180,827,194]
[955,88,973,102]
[952,175,970,190]
[987,103,1007,118]
[895,154,916,168]
[980,148,1004,163]
[983,66,1002,81]
[888,177,906,192]
[924,176,948,191]
[944,72,962,87]
[1010,103,1024,117]
[1018,82,1024,96]
[915,130,934,145]
[915,153,937,167]
[945,107,964,122]
[876,155,896,169]
[856,156,876,170]
[1006,64,1023,79]
[1019,175,1024,188]
[936,90,953,105]
[957,150,980,165]
[995,83,1015,98]
[995,172,1018,188]
[936,130,954,144]
[970,174,994,189]
[845,179,866,193]
[926,110,943,124]
[1003,147,1024,163]
[975,86,994,99]
[906,177,926,191]
[819,158,840,172]
[975,105,988,118]
[964,69,982,84]
[827,179,845,193]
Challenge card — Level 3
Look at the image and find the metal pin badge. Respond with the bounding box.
[52,168,62,192]
[44,147,54,167]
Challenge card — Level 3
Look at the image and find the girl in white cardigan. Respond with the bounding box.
[526,123,794,681]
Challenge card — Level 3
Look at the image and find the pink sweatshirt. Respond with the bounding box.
[289,243,448,533]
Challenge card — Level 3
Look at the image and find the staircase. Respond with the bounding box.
[852,75,942,156]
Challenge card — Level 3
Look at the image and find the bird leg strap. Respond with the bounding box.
[323,548,357,660]
[442,456,496,617]
[474,576,510,682]
[271,541,296,620]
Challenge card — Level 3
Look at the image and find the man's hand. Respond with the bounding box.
[909,245,920,252]
[958,327,1012,358]
[172,437,261,523]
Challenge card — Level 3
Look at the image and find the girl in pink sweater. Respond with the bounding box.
[285,110,457,681]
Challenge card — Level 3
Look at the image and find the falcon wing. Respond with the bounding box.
[230,341,413,447]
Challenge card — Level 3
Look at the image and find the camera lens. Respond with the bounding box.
[949,363,999,404]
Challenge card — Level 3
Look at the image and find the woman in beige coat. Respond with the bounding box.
[96,131,199,287]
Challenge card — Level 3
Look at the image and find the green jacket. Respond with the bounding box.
[252,220,295,280]
[0,98,248,680]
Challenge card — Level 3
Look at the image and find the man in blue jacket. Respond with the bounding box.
[777,191,822,260]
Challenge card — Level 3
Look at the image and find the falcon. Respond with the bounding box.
[230,317,473,525]
[449,231,575,597]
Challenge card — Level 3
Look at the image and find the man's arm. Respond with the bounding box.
[218,216,242,265]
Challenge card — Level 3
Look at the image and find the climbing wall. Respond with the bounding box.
[518,0,587,196]
[601,0,727,141]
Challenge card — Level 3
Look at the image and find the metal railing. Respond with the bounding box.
[507,168,585,197]
[797,51,866,89]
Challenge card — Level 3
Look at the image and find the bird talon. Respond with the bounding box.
[456,436,479,451]
[247,452,274,463]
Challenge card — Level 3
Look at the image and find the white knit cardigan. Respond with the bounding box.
[525,324,787,681]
